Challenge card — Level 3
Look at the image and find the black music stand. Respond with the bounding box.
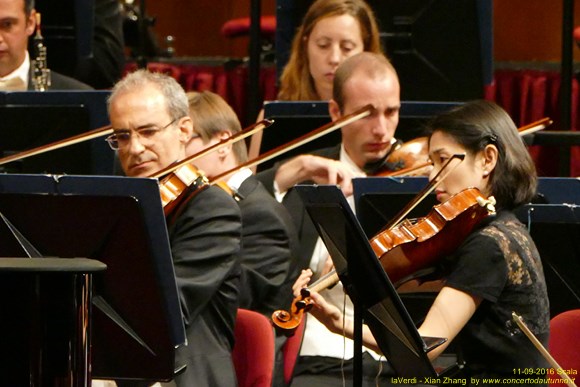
[0,257,106,386]
[515,203,580,318]
[353,176,432,238]
[0,90,113,175]
[0,174,186,384]
[295,184,460,384]
[33,0,94,77]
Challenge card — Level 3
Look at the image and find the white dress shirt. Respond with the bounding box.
[298,145,384,360]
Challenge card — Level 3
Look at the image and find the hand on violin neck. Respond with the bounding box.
[275,155,359,196]
[292,269,313,298]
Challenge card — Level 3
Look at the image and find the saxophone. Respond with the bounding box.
[31,12,51,91]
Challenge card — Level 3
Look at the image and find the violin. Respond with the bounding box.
[156,105,374,218]
[385,137,428,172]
[157,163,210,216]
[149,119,274,215]
[271,153,481,333]
[381,136,431,177]
[370,187,495,284]
[272,187,496,334]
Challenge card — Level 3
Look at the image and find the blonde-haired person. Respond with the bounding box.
[249,0,383,159]
[186,91,301,385]
[186,91,300,318]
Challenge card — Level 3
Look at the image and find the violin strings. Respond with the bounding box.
[383,153,465,231]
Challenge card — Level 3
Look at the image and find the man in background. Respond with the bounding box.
[257,52,402,385]
[0,0,91,90]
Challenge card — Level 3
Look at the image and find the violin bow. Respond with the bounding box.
[512,312,577,386]
[518,117,552,136]
[149,119,274,179]
[0,124,113,167]
[210,104,373,183]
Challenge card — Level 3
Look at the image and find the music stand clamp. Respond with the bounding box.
[295,184,461,383]
[0,174,186,384]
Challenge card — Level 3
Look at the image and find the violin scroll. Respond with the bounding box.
[272,288,314,336]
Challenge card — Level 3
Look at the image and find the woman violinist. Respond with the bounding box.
[296,100,550,384]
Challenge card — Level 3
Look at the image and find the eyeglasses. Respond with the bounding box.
[105,118,178,150]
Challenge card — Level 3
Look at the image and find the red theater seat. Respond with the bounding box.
[221,15,276,39]
[549,309,580,386]
[232,309,275,387]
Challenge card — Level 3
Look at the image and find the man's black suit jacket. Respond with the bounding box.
[167,184,242,387]
[236,175,300,315]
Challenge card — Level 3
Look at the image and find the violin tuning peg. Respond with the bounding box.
[476,195,496,214]
[486,196,496,213]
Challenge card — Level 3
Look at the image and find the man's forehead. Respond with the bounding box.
[342,74,399,106]
[0,0,26,15]
[113,87,167,111]
[344,68,396,89]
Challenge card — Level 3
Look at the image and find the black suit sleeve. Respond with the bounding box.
[255,164,278,196]
[167,185,242,325]
[237,178,297,314]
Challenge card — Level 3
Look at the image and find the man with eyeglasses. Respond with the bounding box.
[107,69,242,387]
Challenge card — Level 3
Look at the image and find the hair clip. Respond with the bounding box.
[487,134,498,144]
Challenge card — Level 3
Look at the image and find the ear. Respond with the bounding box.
[328,99,342,122]
[178,116,194,144]
[26,9,37,37]
[481,144,498,177]
[216,130,233,157]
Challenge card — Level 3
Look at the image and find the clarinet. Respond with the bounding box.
[31,13,51,91]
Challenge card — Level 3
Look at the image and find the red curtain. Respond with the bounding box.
[487,69,580,177]
[125,63,579,176]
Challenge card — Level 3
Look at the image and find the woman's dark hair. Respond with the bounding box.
[427,100,537,210]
